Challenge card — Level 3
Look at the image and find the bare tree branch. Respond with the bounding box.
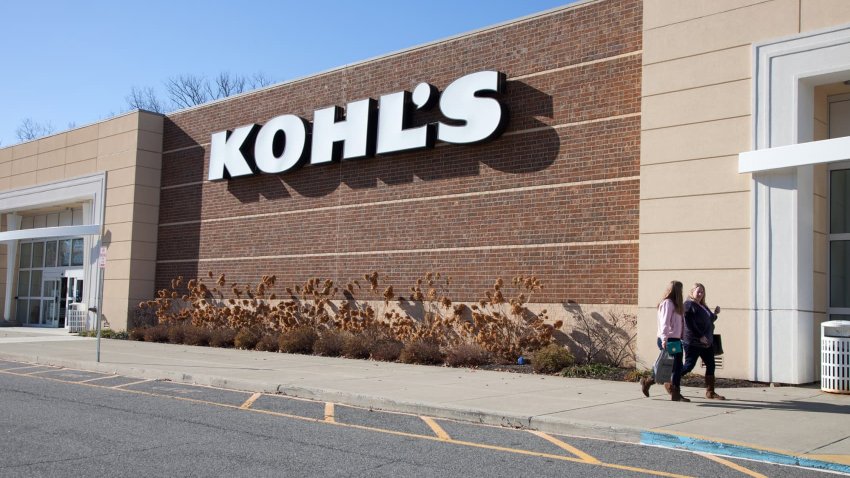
[16,118,56,142]
[214,72,247,98]
[165,74,210,109]
[126,86,164,113]
[249,72,273,89]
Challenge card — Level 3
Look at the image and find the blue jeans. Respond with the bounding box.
[657,337,683,387]
[683,344,715,376]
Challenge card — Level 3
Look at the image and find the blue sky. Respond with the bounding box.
[0,0,575,146]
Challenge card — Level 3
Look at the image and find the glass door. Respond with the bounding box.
[61,269,84,329]
[40,279,61,327]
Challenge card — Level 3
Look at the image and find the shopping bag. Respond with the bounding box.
[712,334,724,356]
[653,350,674,383]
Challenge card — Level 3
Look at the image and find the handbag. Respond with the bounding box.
[665,340,682,355]
[653,350,674,383]
[712,334,723,356]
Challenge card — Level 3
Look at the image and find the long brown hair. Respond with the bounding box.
[690,282,707,307]
[658,280,684,315]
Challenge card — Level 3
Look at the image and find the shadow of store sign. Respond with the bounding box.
[207,70,509,181]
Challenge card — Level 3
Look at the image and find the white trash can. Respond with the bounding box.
[821,320,850,394]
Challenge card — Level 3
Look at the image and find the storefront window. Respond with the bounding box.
[71,238,84,266]
[17,270,30,297]
[32,242,45,268]
[19,242,32,268]
[44,241,57,267]
[60,239,72,267]
[831,170,850,233]
[14,238,85,327]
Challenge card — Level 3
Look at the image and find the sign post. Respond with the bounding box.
[96,246,106,362]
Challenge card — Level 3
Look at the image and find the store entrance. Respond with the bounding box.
[15,238,86,328]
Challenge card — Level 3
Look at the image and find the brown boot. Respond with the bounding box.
[640,376,655,397]
[705,375,726,400]
[671,385,690,402]
[663,382,672,396]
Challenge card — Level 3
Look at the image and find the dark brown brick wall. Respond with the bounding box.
[157,0,642,305]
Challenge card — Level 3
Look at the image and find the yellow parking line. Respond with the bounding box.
[699,452,767,478]
[23,369,55,375]
[529,430,601,464]
[1,368,694,478]
[3,365,47,372]
[324,402,335,423]
[112,379,153,389]
[421,416,451,441]
[240,392,262,410]
[78,375,118,383]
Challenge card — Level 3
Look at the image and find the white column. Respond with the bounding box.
[4,213,22,321]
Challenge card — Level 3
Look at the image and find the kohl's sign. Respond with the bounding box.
[208,70,508,181]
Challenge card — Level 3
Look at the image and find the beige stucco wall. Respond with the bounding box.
[0,111,163,330]
[640,1,850,380]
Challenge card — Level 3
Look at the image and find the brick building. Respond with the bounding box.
[1,0,850,384]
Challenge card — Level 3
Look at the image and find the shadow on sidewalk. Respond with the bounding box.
[694,399,850,415]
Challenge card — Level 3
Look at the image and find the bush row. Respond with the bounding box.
[137,272,561,364]
[129,323,576,371]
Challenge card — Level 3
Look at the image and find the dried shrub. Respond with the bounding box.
[313,329,346,357]
[143,324,169,343]
[209,328,237,348]
[445,343,492,367]
[279,326,318,354]
[184,325,211,346]
[140,271,558,364]
[255,333,280,352]
[370,339,403,362]
[531,344,574,374]
[167,324,186,344]
[399,339,443,365]
[234,327,259,350]
[342,333,372,359]
[129,327,146,341]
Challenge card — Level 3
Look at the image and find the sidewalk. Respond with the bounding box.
[1,327,848,473]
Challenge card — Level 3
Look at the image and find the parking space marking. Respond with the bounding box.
[529,430,600,464]
[113,379,154,388]
[699,452,767,478]
[421,416,451,441]
[78,375,119,383]
[324,402,335,423]
[240,392,262,410]
[0,362,702,477]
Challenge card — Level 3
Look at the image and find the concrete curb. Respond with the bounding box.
[641,431,850,474]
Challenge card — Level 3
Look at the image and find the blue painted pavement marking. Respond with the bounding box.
[641,431,850,475]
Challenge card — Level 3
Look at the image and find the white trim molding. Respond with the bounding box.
[745,23,850,384]
[739,136,850,173]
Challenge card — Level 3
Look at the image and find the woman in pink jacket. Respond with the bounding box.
[640,280,689,402]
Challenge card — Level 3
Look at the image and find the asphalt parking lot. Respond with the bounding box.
[0,359,837,477]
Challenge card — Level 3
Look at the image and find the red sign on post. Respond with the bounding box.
[98,247,107,269]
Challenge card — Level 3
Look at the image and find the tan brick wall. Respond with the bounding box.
[157,0,643,319]
[0,111,163,329]
[640,0,850,379]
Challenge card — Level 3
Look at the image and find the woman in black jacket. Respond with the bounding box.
[682,283,725,400]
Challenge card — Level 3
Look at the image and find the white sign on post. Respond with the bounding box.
[98,246,107,269]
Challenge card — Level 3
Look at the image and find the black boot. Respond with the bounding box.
[640,376,655,397]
